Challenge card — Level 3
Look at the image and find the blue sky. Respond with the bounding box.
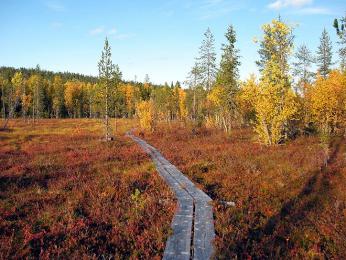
[0,0,345,85]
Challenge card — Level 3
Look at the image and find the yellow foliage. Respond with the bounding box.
[237,74,259,119]
[254,18,298,145]
[207,85,227,108]
[64,81,84,117]
[121,84,137,115]
[136,100,155,131]
[255,86,299,145]
[307,70,346,135]
[205,115,216,129]
[143,82,151,91]
[178,88,188,120]
[11,72,24,97]
[207,84,239,132]
[27,74,41,91]
[22,94,32,114]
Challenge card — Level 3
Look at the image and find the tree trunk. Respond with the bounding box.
[114,117,117,133]
[2,96,15,130]
[105,82,110,140]
[1,85,5,119]
[193,86,196,120]
[22,83,26,120]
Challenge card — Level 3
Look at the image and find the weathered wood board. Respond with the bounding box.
[127,132,215,260]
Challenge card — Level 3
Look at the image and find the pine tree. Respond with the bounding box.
[144,74,150,83]
[186,62,202,120]
[316,29,333,78]
[198,28,217,91]
[292,44,314,95]
[98,37,121,141]
[333,14,346,71]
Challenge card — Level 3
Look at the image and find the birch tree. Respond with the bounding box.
[52,75,65,118]
[254,19,299,145]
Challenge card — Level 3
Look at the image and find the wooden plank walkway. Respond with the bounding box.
[127,132,215,260]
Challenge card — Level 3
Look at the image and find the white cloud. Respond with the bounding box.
[89,27,104,35]
[268,0,313,10]
[294,7,335,15]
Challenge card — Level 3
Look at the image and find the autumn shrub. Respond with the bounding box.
[136,100,155,132]
[307,70,346,137]
[0,119,175,258]
[141,122,346,258]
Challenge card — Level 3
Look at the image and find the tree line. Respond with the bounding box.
[1,15,346,146]
[0,65,154,121]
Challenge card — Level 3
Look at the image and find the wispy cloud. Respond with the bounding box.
[45,1,65,12]
[89,26,105,35]
[114,33,135,40]
[268,0,313,10]
[267,0,334,16]
[89,26,134,40]
[292,7,335,15]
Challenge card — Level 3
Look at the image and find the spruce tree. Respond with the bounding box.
[216,25,240,111]
[316,29,333,78]
[333,14,346,71]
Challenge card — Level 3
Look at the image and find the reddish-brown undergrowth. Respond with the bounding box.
[0,119,175,259]
[140,123,346,259]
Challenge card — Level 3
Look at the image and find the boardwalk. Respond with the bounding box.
[127,133,215,260]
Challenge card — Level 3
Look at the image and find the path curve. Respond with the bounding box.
[127,132,215,260]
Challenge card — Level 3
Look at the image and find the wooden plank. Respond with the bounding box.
[163,199,193,260]
[127,132,215,260]
[193,199,215,260]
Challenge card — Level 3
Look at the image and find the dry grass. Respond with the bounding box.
[139,123,346,259]
[0,119,175,259]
